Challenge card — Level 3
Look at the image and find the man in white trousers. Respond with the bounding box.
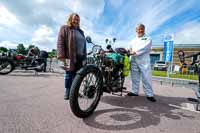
[127,23,156,102]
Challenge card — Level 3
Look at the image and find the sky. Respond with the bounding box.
[0,0,200,51]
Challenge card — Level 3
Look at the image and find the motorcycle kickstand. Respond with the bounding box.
[111,87,127,96]
[34,71,38,76]
[196,100,200,111]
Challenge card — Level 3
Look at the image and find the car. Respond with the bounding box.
[153,61,167,71]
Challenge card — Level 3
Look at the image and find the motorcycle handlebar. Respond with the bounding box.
[87,51,93,55]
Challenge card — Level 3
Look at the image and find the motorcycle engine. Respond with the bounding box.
[103,57,114,67]
[112,76,122,92]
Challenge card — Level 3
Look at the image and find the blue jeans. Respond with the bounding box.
[64,71,76,96]
[64,58,84,97]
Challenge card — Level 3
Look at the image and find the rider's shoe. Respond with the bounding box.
[146,97,157,102]
[127,92,139,96]
[64,95,69,100]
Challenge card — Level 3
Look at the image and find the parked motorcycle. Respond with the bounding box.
[69,36,130,118]
[178,51,200,111]
[0,51,48,75]
[187,54,200,111]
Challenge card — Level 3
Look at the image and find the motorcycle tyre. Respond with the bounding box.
[0,59,14,75]
[69,65,103,118]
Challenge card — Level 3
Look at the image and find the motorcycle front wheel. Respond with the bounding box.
[69,65,103,118]
[0,59,14,75]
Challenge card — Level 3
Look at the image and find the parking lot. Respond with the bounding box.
[0,71,200,133]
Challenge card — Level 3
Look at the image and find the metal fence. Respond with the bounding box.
[47,58,199,80]
[46,58,63,73]
[46,57,96,73]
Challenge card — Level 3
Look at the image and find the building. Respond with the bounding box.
[150,44,200,65]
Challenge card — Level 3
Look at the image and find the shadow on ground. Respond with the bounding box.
[6,73,52,77]
[83,95,196,131]
[1,70,63,77]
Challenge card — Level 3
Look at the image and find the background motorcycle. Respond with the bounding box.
[178,51,200,111]
[69,36,130,118]
[0,51,48,75]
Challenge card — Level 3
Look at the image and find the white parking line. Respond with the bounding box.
[186,103,196,111]
[169,103,200,113]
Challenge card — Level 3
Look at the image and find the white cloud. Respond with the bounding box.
[175,21,200,44]
[0,5,20,27]
[0,0,199,51]
[36,0,46,4]
[137,0,196,34]
[32,25,56,51]
[66,0,105,20]
[0,4,36,42]
[109,0,123,8]
[0,41,18,49]
[114,0,200,46]
[0,0,104,51]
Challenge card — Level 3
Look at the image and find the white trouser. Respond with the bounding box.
[130,53,154,97]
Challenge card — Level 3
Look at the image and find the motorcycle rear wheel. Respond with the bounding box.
[0,60,14,75]
[69,65,103,118]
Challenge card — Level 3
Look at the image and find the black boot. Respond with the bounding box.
[64,94,69,100]
[146,97,157,102]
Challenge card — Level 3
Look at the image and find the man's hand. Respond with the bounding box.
[129,48,136,55]
[58,58,70,69]
[130,51,136,55]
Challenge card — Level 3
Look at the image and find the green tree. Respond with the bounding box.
[16,44,26,55]
[52,49,56,53]
[26,44,35,53]
[48,49,57,58]
[52,49,56,57]
[48,52,53,58]
[0,47,8,53]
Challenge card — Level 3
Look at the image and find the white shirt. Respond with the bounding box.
[130,35,152,56]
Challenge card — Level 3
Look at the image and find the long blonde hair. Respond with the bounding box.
[66,13,80,28]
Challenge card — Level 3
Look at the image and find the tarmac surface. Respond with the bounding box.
[0,71,200,133]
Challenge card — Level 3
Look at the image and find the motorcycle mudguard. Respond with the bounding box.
[76,64,101,77]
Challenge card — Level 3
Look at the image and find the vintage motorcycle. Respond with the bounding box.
[178,50,200,111]
[0,51,48,75]
[69,36,130,118]
[187,57,200,111]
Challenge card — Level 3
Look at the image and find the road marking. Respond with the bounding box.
[169,103,200,113]
[186,103,196,111]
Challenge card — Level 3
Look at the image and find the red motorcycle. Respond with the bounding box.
[0,51,48,75]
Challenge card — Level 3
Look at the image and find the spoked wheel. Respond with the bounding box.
[0,60,14,75]
[69,65,103,118]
